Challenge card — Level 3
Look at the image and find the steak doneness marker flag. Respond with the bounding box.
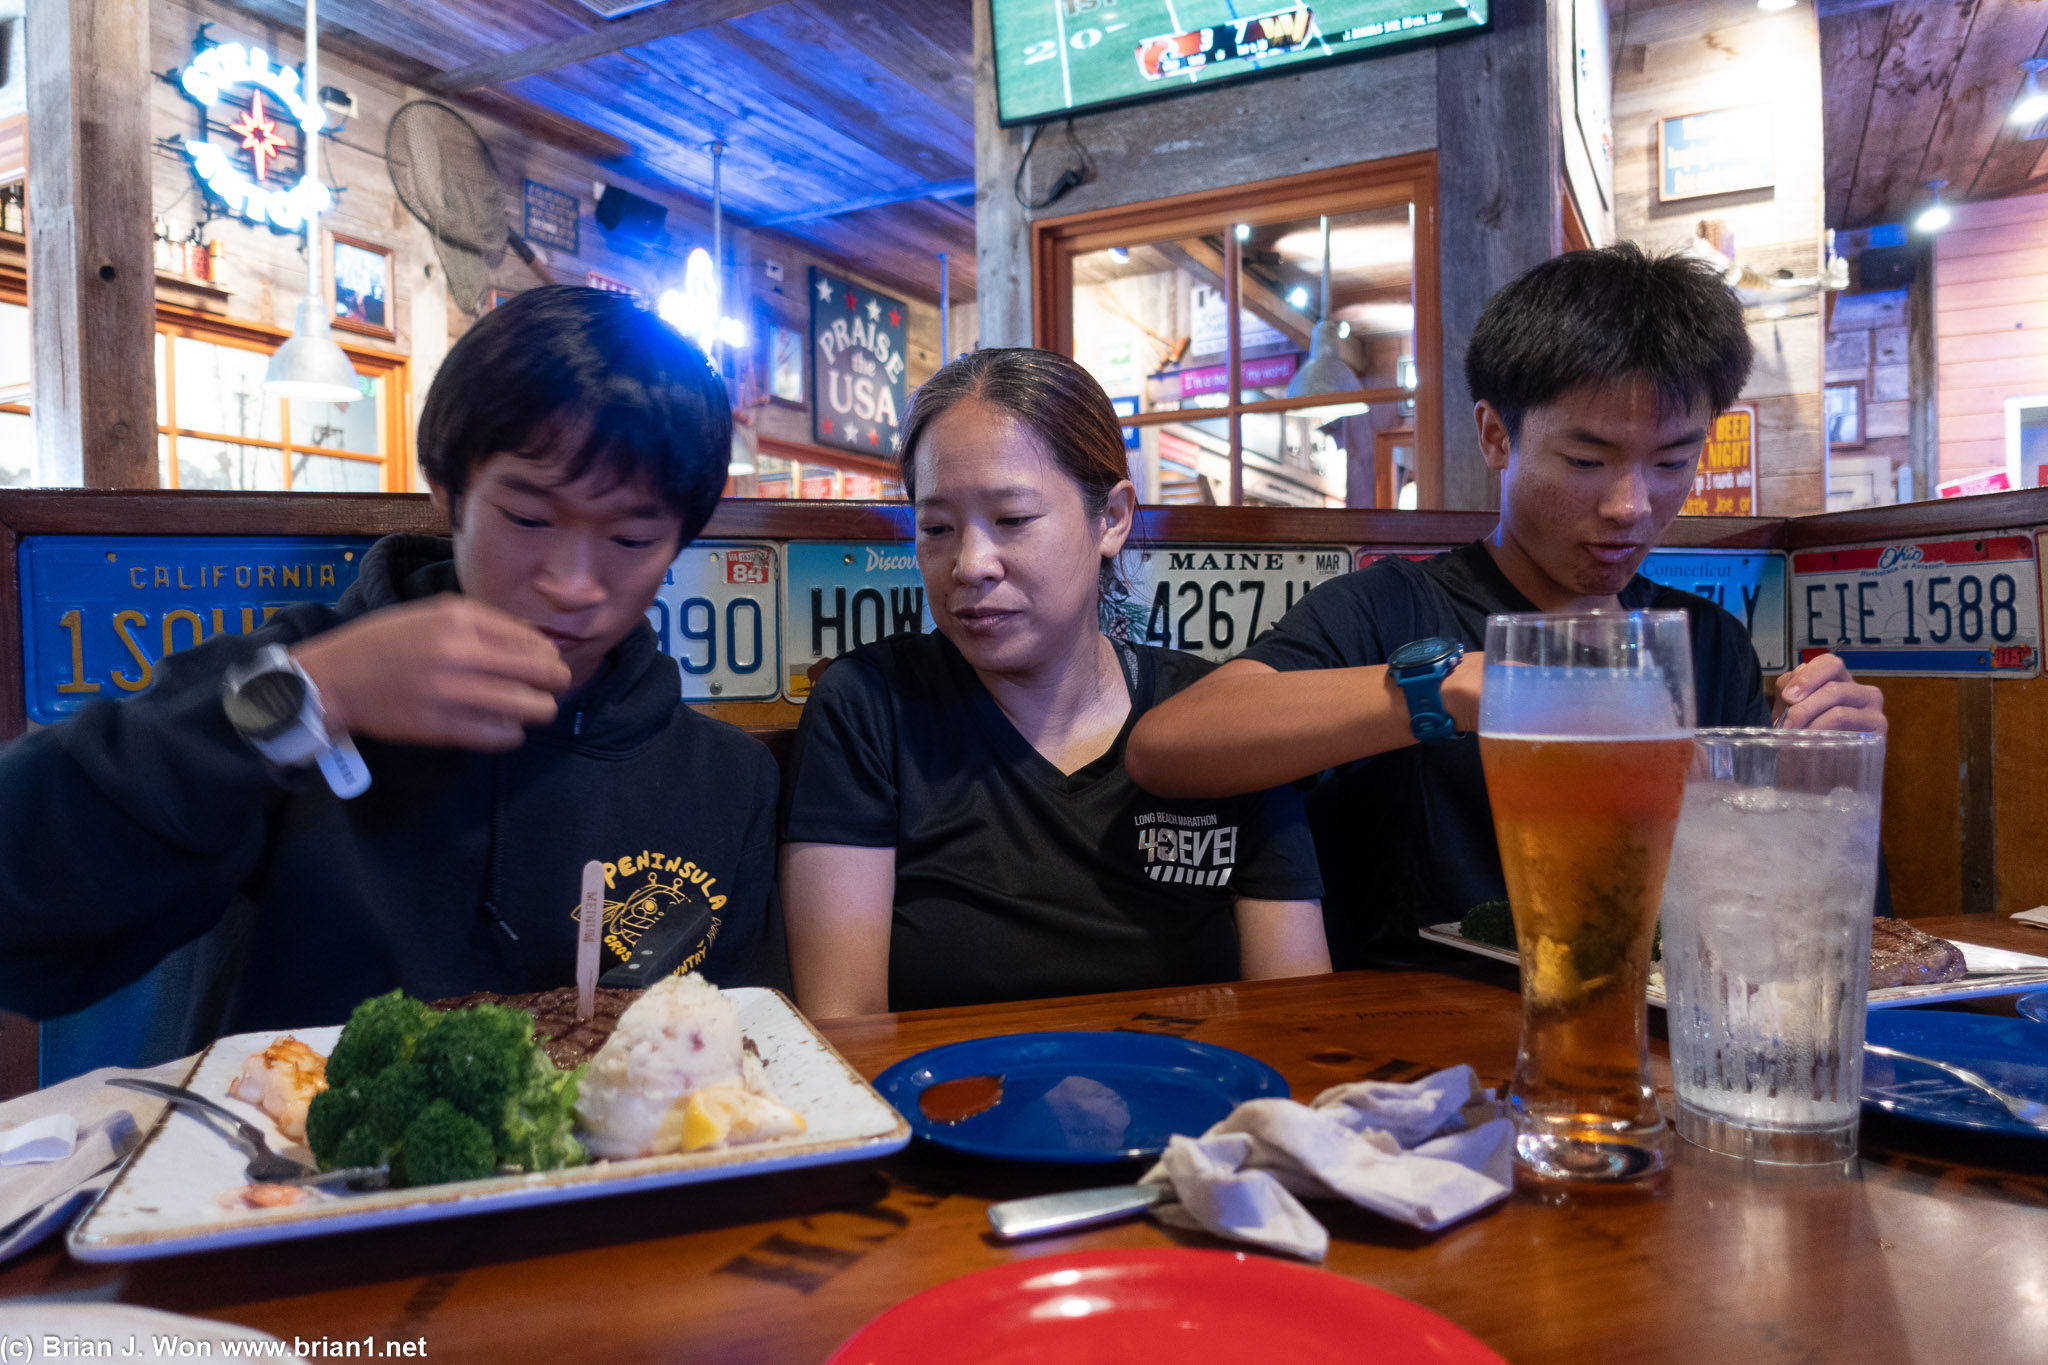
[810,266,908,457]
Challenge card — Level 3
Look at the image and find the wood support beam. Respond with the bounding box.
[428,0,783,94]
[26,0,158,489]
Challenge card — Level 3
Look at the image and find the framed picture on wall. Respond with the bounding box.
[486,288,519,311]
[330,234,395,340]
[1825,379,1864,449]
[768,323,805,406]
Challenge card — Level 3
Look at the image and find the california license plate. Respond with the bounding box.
[648,542,782,702]
[1788,533,2041,676]
[16,535,376,724]
[780,542,935,701]
[1119,544,1351,661]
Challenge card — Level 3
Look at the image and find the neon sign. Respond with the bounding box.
[179,41,330,232]
[656,248,746,353]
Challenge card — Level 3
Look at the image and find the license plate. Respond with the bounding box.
[780,542,935,700]
[648,542,782,703]
[1640,550,1789,672]
[1788,533,2041,676]
[1120,545,1351,661]
[16,535,376,724]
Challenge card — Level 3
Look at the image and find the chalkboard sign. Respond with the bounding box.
[810,267,908,458]
[523,179,579,254]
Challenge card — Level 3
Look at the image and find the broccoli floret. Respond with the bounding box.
[360,1061,433,1144]
[332,1123,393,1171]
[414,1003,536,1126]
[326,991,438,1088]
[304,1083,367,1169]
[395,1100,496,1187]
[1460,899,1516,949]
[495,1052,587,1174]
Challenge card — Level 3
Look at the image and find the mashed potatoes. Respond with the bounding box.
[574,974,803,1159]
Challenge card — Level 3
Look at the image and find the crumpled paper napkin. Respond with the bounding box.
[0,1058,190,1264]
[1139,1064,1515,1261]
[2011,906,2048,930]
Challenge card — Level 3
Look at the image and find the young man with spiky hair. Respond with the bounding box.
[0,288,788,1069]
[1128,244,1886,968]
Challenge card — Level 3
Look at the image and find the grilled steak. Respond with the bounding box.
[429,986,645,1069]
[1868,918,1968,990]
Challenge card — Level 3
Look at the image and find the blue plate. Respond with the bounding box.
[2017,991,2048,1025]
[1862,1011,2048,1139]
[873,1031,1289,1163]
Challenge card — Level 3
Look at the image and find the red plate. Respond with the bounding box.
[824,1247,1506,1365]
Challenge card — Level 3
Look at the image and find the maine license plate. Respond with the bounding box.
[781,542,935,701]
[1120,544,1351,661]
[1788,533,2041,677]
[1639,549,1789,672]
[648,542,782,703]
[16,535,376,724]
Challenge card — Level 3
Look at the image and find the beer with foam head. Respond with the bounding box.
[1478,612,1695,1182]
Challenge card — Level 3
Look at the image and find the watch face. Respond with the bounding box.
[225,670,307,741]
[1390,637,1459,672]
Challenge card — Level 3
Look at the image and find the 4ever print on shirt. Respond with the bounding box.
[780,632,1324,1011]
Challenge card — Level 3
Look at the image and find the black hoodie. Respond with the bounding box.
[0,535,790,1072]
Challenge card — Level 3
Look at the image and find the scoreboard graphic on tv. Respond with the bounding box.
[994,0,1490,125]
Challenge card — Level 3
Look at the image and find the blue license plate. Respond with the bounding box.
[779,542,934,701]
[17,535,377,724]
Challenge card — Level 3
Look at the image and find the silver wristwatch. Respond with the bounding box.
[221,644,372,799]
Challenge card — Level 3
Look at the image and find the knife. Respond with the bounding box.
[986,1183,1168,1240]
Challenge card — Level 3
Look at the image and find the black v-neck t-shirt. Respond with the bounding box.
[1238,540,1770,969]
[780,633,1324,1011]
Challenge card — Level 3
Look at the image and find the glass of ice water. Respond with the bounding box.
[1660,728,1886,1166]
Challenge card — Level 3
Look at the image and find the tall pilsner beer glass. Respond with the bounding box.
[1479,611,1695,1182]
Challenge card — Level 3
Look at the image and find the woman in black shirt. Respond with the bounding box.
[779,348,1329,1015]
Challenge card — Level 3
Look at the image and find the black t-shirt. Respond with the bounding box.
[780,632,1324,1011]
[1238,540,1769,969]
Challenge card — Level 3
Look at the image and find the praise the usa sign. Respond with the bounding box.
[810,267,908,457]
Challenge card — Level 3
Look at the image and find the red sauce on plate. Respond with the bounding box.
[918,1074,1004,1124]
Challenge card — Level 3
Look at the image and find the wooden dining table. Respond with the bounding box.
[3,915,2045,1363]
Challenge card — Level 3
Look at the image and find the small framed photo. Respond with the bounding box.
[1825,379,1864,449]
[329,234,394,340]
[768,323,805,407]
[486,288,519,311]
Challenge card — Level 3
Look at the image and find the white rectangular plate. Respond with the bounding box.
[1419,924,2048,1011]
[68,989,908,1262]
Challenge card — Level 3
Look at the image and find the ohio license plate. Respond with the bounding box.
[1789,533,2041,676]
[1640,549,1789,672]
[648,542,782,703]
[780,542,935,700]
[16,535,375,724]
[1120,544,1351,661]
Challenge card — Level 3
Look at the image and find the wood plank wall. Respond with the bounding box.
[1935,189,2048,483]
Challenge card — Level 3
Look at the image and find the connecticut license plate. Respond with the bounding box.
[649,542,783,703]
[1118,544,1351,661]
[1640,549,1789,672]
[1788,533,2041,677]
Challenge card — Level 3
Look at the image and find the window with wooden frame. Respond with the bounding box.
[1032,153,1441,509]
[0,278,411,492]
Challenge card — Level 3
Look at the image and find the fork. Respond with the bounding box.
[1863,1043,2048,1131]
[106,1077,385,1186]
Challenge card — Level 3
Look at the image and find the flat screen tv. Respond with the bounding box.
[993,1,1491,126]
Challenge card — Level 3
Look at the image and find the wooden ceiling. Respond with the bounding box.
[1821,0,2048,230]
[217,0,976,300]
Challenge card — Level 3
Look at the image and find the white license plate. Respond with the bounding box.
[1119,544,1351,661]
[649,541,782,702]
[1788,532,2041,677]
